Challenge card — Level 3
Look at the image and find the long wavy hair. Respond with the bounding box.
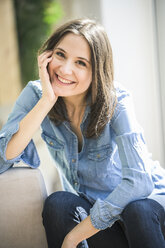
[39,18,117,138]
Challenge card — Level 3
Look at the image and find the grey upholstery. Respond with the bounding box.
[0,167,48,248]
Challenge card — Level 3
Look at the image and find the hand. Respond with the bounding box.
[61,234,77,248]
[38,51,58,106]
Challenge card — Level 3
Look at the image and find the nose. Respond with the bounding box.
[59,60,73,75]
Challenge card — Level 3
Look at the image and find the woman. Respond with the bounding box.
[0,18,165,248]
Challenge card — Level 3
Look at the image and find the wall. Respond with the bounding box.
[0,0,21,105]
[155,0,165,160]
[60,0,101,23]
[101,0,164,166]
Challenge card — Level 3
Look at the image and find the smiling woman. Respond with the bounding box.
[1,18,165,248]
[38,18,115,138]
[47,33,92,97]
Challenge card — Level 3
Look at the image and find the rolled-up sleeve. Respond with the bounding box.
[0,81,41,173]
[90,84,154,229]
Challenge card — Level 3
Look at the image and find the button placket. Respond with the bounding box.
[72,158,76,163]
[69,137,79,190]
[96,154,101,158]
[49,141,54,146]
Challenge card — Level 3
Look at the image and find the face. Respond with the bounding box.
[48,33,92,101]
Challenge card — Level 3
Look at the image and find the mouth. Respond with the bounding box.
[55,74,76,85]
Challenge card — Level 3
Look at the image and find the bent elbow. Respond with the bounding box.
[135,173,154,198]
[5,148,13,160]
[124,172,154,199]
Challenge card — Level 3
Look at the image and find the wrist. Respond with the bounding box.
[40,96,56,109]
[64,233,79,246]
[35,98,55,118]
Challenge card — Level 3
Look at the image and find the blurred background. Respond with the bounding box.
[0,0,165,171]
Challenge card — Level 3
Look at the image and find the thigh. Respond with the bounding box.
[121,198,165,248]
[149,194,165,210]
[87,221,129,248]
[42,191,92,248]
[149,195,165,236]
[43,192,129,248]
[42,191,92,231]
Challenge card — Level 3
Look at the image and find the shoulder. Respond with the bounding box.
[111,81,134,123]
[114,81,131,102]
[111,82,141,134]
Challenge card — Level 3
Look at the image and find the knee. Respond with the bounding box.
[121,199,160,220]
[42,191,67,221]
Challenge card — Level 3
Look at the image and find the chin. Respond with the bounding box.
[52,85,70,97]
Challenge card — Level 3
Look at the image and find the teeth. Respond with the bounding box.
[58,75,73,84]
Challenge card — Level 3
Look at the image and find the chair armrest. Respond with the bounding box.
[0,166,48,248]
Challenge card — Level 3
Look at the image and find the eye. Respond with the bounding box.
[76,60,86,67]
[56,51,65,58]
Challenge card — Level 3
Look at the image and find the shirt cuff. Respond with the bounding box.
[90,198,122,230]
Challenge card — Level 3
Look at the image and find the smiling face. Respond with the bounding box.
[48,33,92,102]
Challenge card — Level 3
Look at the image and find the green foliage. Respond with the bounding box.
[43,1,63,27]
[14,0,63,86]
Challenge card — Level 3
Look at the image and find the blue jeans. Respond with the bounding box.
[42,191,165,248]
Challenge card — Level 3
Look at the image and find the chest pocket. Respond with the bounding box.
[88,145,118,183]
[88,145,112,162]
[41,131,66,171]
[41,131,64,151]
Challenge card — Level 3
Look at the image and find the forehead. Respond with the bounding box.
[56,33,91,58]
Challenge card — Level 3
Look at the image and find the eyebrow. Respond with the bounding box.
[54,47,91,64]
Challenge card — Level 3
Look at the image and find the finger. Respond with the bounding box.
[39,56,52,70]
[39,50,53,57]
[38,50,53,63]
[38,57,52,69]
[38,57,52,72]
[38,57,52,71]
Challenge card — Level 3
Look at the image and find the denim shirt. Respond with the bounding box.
[1,80,165,230]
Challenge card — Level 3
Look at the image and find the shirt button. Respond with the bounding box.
[49,141,54,146]
[72,159,76,163]
[74,182,78,186]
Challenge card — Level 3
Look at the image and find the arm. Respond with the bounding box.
[6,98,54,160]
[89,85,154,229]
[6,51,57,160]
[62,216,99,248]
[61,85,154,247]
[0,83,42,172]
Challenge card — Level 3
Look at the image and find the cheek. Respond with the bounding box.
[47,60,53,74]
[89,72,92,83]
[48,59,59,73]
[81,69,92,80]
[85,71,92,86]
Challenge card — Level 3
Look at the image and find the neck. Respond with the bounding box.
[63,95,87,123]
[63,94,87,111]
